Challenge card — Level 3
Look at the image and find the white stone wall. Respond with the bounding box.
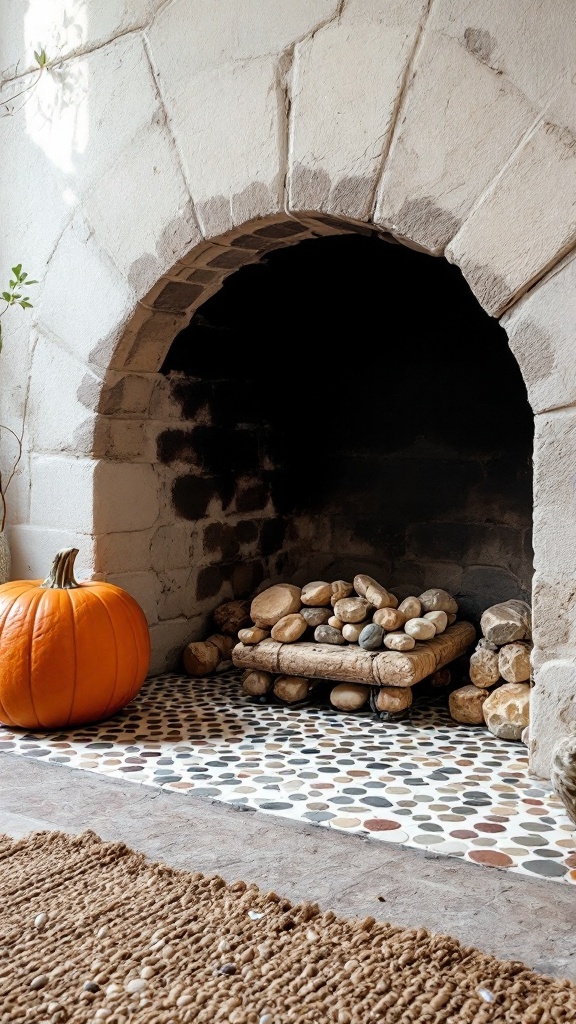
[2,1,576,771]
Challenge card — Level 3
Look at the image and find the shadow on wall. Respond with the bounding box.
[158,232,534,626]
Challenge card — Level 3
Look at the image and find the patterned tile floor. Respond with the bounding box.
[1,671,574,884]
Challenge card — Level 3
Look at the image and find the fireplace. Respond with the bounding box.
[155,230,534,640]
[5,2,576,789]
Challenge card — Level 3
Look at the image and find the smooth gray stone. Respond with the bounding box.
[301,607,332,627]
[358,623,384,650]
[314,624,346,646]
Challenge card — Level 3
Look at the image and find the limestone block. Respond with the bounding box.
[447,110,576,315]
[24,335,92,454]
[377,1,576,255]
[482,682,530,741]
[106,570,162,626]
[289,0,427,219]
[147,0,338,236]
[29,455,97,533]
[531,573,576,668]
[0,104,72,284]
[98,529,156,574]
[503,252,576,414]
[533,410,576,576]
[93,461,160,534]
[0,0,165,74]
[7,525,96,583]
[449,684,489,725]
[35,219,136,368]
[157,568,196,621]
[375,34,535,253]
[530,659,576,780]
[84,122,201,296]
[94,419,157,463]
[150,523,196,572]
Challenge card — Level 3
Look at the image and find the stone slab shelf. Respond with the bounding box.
[232,621,476,688]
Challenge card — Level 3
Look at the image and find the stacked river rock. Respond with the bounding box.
[449,599,532,740]
[236,576,465,716]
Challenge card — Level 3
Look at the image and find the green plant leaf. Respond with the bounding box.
[1,292,11,302]
[26,279,38,285]
[11,265,22,277]
[19,301,32,309]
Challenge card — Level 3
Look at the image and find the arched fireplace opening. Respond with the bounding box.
[157,232,533,627]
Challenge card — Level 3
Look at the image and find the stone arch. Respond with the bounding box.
[92,212,576,781]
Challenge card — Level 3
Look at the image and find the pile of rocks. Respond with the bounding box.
[239,576,459,652]
[232,576,472,718]
[449,599,532,740]
[239,665,454,718]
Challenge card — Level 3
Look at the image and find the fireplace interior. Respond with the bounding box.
[158,231,534,634]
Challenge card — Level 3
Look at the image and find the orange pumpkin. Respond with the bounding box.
[0,547,150,729]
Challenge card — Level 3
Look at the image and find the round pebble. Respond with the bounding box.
[125,978,147,994]
[34,912,47,930]
[218,963,237,975]
[30,975,49,990]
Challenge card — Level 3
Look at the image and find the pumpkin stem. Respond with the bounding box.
[41,548,81,590]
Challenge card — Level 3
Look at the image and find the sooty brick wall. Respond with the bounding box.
[158,233,534,623]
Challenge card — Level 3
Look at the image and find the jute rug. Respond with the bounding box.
[0,832,574,1024]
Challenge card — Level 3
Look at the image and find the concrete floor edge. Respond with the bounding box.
[1,752,575,983]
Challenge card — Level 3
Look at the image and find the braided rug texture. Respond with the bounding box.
[0,831,574,1024]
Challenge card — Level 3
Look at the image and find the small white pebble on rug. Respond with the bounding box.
[477,986,495,1002]
[30,975,48,989]
[125,978,147,993]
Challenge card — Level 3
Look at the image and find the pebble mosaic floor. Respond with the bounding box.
[1,671,574,884]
